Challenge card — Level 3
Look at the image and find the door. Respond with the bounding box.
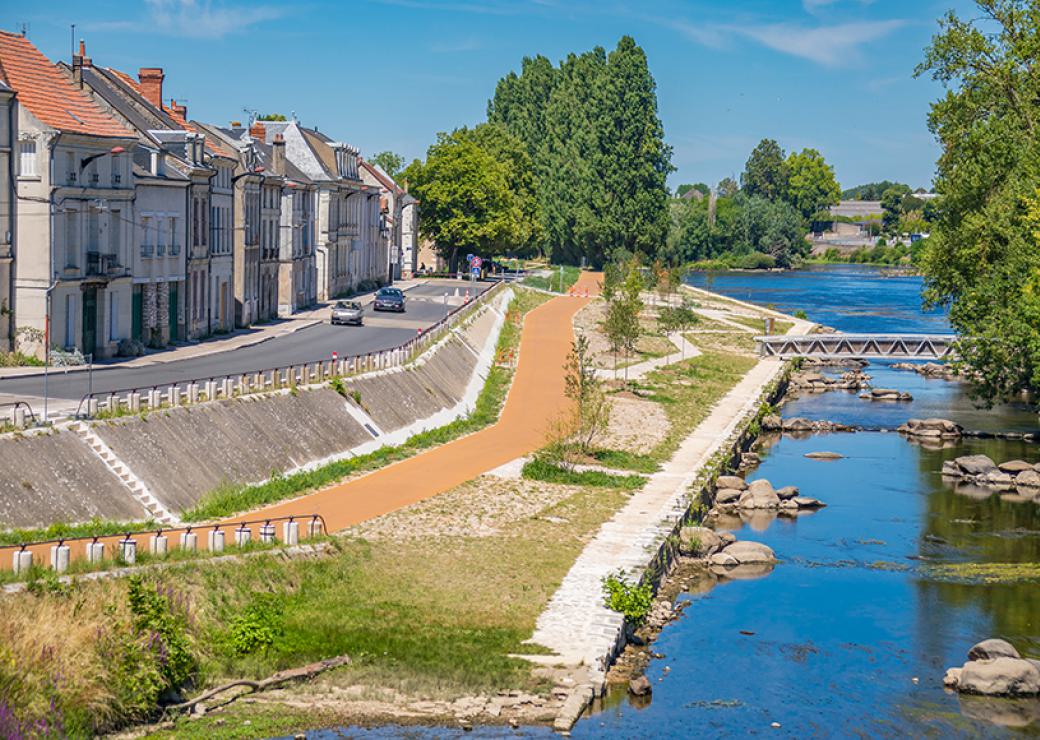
[132,286,142,341]
[82,287,97,356]
[168,282,179,342]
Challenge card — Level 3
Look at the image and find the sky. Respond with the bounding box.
[6,0,976,192]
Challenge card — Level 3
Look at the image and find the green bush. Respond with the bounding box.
[225,594,284,656]
[602,571,654,625]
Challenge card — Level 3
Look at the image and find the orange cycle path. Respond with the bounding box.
[241,271,602,532]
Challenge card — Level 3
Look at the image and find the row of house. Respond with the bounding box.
[0,31,419,359]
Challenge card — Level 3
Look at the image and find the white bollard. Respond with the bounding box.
[307,518,324,539]
[12,549,32,575]
[282,520,299,546]
[208,529,225,553]
[87,397,99,416]
[50,544,70,573]
[128,393,141,412]
[204,380,217,400]
[259,523,276,544]
[119,538,137,565]
[13,407,25,428]
[179,531,197,553]
[187,383,199,404]
[150,389,162,409]
[106,393,118,413]
[86,541,105,563]
[167,386,179,407]
[221,378,233,398]
[149,534,168,557]
[234,527,251,547]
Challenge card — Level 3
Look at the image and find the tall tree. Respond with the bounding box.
[784,148,841,220]
[916,0,1040,401]
[406,124,540,268]
[370,151,405,179]
[741,139,787,200]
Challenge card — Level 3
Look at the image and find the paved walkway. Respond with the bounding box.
[527,316,813,677]
[593,331,700,381]
[237,271,603,531]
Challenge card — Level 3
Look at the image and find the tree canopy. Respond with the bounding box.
[784,148,841,220]
[916,0,1040,402]
[489,36,673,267]
[370,151,405,179]
[841,181,910,200]
[741,139,788,200]
[403,123,540,268]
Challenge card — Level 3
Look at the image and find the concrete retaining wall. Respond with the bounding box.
[0,432,147,528]
[0,296,509,528]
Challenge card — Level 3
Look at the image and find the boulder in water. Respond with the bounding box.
[738,479,780,509]
[955,455,998,476]
[969,639,1020,662]
[716,475,747,491]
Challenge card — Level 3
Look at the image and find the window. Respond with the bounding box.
[18,140,37,177]
[110,210,121,258]
[157,215,167,255]
[108,291,118,342]
[66,151,76,184]
[168,216,178,255]
[87,208,99,251]
[64,210,79,268]
[141,215,152,257]
[64,294,75,349]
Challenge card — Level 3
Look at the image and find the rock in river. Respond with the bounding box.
[628,676,652,697]
[716,475,748,491]
[716,488,743,505]
[998,460,1034,474]
[793,497,826,509]
[805,451,844,460]
[968,638,1020,661]
[955,455,998,476]
[710,540,777,565]
[958,658,1040,696]
[738,479,780,509]
[1016,470,1040,489]
[776,485,799,500]
[679,526,722,557]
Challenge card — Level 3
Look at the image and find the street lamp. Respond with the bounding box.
[80,145,125,171]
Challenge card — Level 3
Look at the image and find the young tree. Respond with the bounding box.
[564,334,612,454]
[717,177,740,198]
[741,139,787,200]
[657,303,698,358]
[370,151,405,179]
[784,148,841,221]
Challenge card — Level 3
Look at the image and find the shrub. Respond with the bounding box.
[602,571,654,625]
[225,595,284,656]
[117,338,146,357]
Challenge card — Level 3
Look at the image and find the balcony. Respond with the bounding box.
[86,251,129,278]
[141,244,154,258]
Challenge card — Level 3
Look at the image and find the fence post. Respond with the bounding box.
[234,526,251,547]
[149,533,168,557]
[50,542,70,573]
[86,540,105,563]
[283,520,299,545]
[180,530,197,553]
[87,397,99,416]
[167,385,179,408]
[119,537,137,565]
[12,549,32,575]
[208,528,225,553]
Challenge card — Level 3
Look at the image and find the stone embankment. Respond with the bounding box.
[708,475,826,516]
[945,639,1040,697]
[0,294,510,529]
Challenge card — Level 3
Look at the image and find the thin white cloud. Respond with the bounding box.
[734,19,905,66]
[83,0,285,39]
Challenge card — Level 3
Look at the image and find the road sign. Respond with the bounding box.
[471,256,483,268]
[471,266,481,277]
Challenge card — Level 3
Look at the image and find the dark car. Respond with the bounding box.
[373,287,406,312]
[330,300,363,326]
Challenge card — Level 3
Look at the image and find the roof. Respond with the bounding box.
[0,31,132,138]
[360,158,401,194]
[104,65,235,159]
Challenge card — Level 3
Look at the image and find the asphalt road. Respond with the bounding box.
[0,280,491,402]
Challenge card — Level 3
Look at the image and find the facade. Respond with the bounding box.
[270,133,316,316]
[0,80,14,351]
[0,31,138,359]
[359,158,418,281]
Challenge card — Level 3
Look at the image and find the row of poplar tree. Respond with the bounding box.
[404,36,672,269]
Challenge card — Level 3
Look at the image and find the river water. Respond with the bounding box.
[295,265,1040,738]
[569,265,1040,737]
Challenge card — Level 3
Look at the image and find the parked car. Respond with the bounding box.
[373,287,406,312]
[330,300,364,326]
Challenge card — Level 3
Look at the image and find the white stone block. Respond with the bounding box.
[12,549,32,575]
[149,534,168,556]
[259,523,275,544]
[179,531,197,553]
[50,544,70,573]
[234,527,251,547]
[119,538,137,564]
[208,529,225,553]
[282,521,299,545]
[86,541,105,563]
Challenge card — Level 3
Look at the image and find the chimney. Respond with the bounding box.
[138,67,164,109]
[170,98,187,120]
[249,120,266,141]
[271,133,286,176]
[230,120,241,128]
[72,39,91,87]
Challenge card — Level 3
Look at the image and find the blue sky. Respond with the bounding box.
[9,0,972,191]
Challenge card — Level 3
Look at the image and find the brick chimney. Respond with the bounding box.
[72,39,91,87]
[271,133,286,176]
[249,120,266,141]
[170,99,187,120]
[138,67,164,109]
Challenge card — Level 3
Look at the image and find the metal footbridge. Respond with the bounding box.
[756,333,956,360]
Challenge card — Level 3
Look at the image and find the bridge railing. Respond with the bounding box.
[52,281,505,424]
[756,333,956,360]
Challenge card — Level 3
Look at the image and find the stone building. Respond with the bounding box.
[0,79,14,352]
[62,52,237,343]
[359,158,418,280]
[0,31,138,359]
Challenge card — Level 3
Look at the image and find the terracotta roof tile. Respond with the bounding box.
[0,31,131,138]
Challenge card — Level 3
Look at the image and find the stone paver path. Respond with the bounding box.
[592,331,700,381]
[528,317,813,680]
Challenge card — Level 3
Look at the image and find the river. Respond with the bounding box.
[293,265,1040,738]
[570,265,1039,737]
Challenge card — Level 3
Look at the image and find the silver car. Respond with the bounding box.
[330,300,364,326]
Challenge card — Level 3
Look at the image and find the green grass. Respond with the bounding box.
[522,264,581,293]
[0,350,44,367]
[0,517,159,547]
[183,288,552,522]
[521,458,646,490]
[729,315,794,334]
[588,448,661,473]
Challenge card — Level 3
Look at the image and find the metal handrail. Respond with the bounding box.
[0,513,328,554]
[70,281,502,419]
[0,401,37,426]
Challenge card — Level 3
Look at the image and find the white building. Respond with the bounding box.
[1,31,138,359]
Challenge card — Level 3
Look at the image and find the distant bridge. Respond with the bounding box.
[756,333,956,360]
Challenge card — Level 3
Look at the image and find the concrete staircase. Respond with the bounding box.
[71,422,179,526]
